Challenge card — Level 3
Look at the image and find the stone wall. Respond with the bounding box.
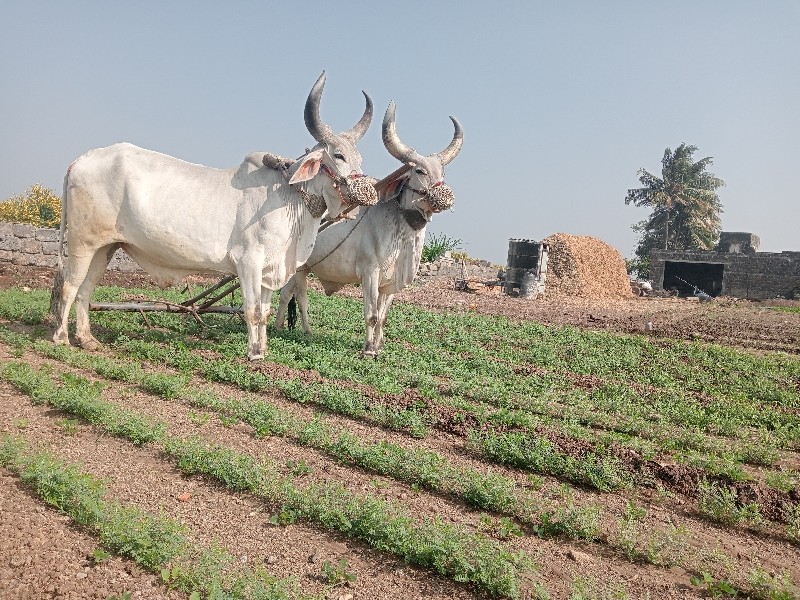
[416,254,500,282]
[0,223,501,282]
[723,252,800,299]
[0,223,140,272]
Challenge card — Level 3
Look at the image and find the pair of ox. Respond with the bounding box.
[50,73,461,359]
[274,101,462,356]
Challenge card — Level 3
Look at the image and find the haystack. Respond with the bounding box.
[542,233,634,299]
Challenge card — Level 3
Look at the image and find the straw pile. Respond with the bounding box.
[542,233,634,299]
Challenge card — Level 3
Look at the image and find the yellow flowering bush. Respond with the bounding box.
[0,184,61,228]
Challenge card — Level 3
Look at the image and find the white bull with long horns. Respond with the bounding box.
[50,72,377,360]
[274,101,463,356]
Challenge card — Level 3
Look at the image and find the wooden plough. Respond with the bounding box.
[88,165,410,325]
[89,274,244,326]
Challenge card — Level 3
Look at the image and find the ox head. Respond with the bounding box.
[379,101,463,225]
[288,72,378,217]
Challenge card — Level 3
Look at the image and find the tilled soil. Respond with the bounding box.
[1,263,799,599]
[397,277,800,356]
[0,466,181,600]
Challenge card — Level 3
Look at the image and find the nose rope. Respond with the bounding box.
[321,164,353,208]
[407,180,445,198]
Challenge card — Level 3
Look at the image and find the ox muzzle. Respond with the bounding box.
[321,165,378,208]
[409,181,455,219]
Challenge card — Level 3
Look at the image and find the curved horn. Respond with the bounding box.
[435,116,463,166]
[343,91,373,142]
[382,101,421,163]
[304,71,334,142]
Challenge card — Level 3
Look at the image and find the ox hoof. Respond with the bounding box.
[52,333,70,346]
[361,349,378,359]
[248,354,264,361]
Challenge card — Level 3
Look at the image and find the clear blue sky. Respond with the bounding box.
[1,1,798,265]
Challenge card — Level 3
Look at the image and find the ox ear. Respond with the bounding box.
[388,178,405,196]
[374,164,412,199]
[289,150,324,184]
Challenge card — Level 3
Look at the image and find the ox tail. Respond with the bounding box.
[287,295,297,331]
[48,172,69,321]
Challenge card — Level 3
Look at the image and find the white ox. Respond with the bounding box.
[274,101,462,356]
[51,72,377,360]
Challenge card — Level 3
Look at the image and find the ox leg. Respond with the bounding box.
[52,251,100,346]
[52,279,80,346]
[293,271,312,334]
[238,267,269,360]
[73,246,117,350]
[361,271,380,358]
[274,277,297,330]
[260,286,273,355]
[374,293,394,354]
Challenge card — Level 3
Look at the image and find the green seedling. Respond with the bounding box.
[322,559,357,587]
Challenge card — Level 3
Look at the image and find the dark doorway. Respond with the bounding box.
[663,261,724,296]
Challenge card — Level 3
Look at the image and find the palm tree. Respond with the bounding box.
[625,144,725,252]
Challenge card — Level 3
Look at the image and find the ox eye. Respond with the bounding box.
[414,168,426,175]
[334,152,346,161]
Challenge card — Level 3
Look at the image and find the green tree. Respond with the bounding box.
[625,144,724,277]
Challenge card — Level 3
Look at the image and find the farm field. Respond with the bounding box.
[0,263,799,600]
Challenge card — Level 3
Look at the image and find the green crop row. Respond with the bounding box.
[163,436,540,599]
[469,430,633,492]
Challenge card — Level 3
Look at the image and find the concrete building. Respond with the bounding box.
[649,232,800,300]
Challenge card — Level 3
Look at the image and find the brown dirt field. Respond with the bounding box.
[1,262,799,600]
[398,277,800,356]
